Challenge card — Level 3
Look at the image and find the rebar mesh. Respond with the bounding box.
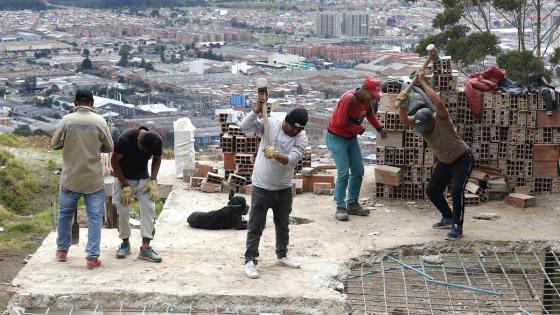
[346,250,560,314]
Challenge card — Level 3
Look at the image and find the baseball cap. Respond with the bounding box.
[414,108,435,134]
[363,77,383,99]
[285,108,308,129]
[75,89,93,102]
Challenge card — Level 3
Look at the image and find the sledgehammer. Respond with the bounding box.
[395,44,439,109]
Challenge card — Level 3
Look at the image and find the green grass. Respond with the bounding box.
[0,206,53,250]
[255,34,288,45]
[47,159,61,171]
[0,133,22,147]
[0,150,39,214]
[130,200,165,217]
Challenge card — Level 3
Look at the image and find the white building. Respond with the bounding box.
[137,103,178,114]
[268,53,303,65]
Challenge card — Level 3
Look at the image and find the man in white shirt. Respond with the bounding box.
[239,93,308,279]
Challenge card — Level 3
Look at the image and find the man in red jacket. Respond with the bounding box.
[327,78,387,221]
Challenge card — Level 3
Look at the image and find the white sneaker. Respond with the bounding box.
[244,261,259,279]
[277,256,301,269]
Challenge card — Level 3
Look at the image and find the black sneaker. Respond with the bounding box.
[446,224,463,241]
[335,207,349,221]
[432,218,454,229]
[347,202,370,216]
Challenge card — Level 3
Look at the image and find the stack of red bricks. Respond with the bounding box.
[374,56,560,207]
[219,112,261,193]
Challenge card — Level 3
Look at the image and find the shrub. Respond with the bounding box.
[0,133,23,147]
[0,150,38,214]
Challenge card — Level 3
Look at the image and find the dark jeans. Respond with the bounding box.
[245,186,293,264]
[426,151,474,228]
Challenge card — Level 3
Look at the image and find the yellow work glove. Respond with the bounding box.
[264,146,279,160]
[120,186,134,206]
[142,179,158,201]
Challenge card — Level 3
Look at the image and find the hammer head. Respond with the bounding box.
[426,44,440,62]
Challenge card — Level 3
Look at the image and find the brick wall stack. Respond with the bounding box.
[219,112,261,193]
[375,56,560,202]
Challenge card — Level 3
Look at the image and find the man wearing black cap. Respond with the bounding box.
[51,89,113,269]
[111,127,163,262]
[398,68,474,241]
[239,93,308,279]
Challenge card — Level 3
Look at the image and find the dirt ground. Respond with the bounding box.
[5,165,560,314]
[0,250,28,311]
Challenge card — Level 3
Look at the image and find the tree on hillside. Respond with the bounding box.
[150,9,160,18]
[497,50,548,84]
[117,44,132,67]
[550,47,560,78]
[417,0,558,79]
[82,57,93,70]
[82,48,90,57]
[23,77,37,93]
[14,125,32,137]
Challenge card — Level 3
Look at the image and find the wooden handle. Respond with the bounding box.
[262,102,270,147]
[395,45,439,109]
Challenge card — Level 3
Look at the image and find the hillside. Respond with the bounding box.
[0,134,59,311]
[48,0,208,8]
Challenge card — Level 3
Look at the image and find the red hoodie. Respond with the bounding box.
[328,89,383,139]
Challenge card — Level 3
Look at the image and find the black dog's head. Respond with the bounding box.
[228,190,249,215]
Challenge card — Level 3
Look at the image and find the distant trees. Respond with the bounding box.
[117,44,132,67]
[82,48,90,57]
[14,125,33,137]
[157,45,166,62]
[0,0,47,10]
[23,77,37,93]
[48,0,209,9]
[45,85,61,96]
[34,49,52,59]
[417,0,559,80]
[81,57,93,70]
[550,48,560,78]
[497,51,547,84]
[195,49,223,61]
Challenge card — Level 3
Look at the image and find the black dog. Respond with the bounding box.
[187,191,249,230]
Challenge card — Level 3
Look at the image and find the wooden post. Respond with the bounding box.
[105,196,118,228]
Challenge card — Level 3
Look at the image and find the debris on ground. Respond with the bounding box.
[472,213,499,220]
[421,254,444,265]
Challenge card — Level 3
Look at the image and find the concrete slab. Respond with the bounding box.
[8,166,560,314]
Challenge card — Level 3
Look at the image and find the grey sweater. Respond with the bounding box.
[239,110,308,191]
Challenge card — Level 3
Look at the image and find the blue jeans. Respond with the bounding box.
[57,186,105,259]
[326,132,364,209]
